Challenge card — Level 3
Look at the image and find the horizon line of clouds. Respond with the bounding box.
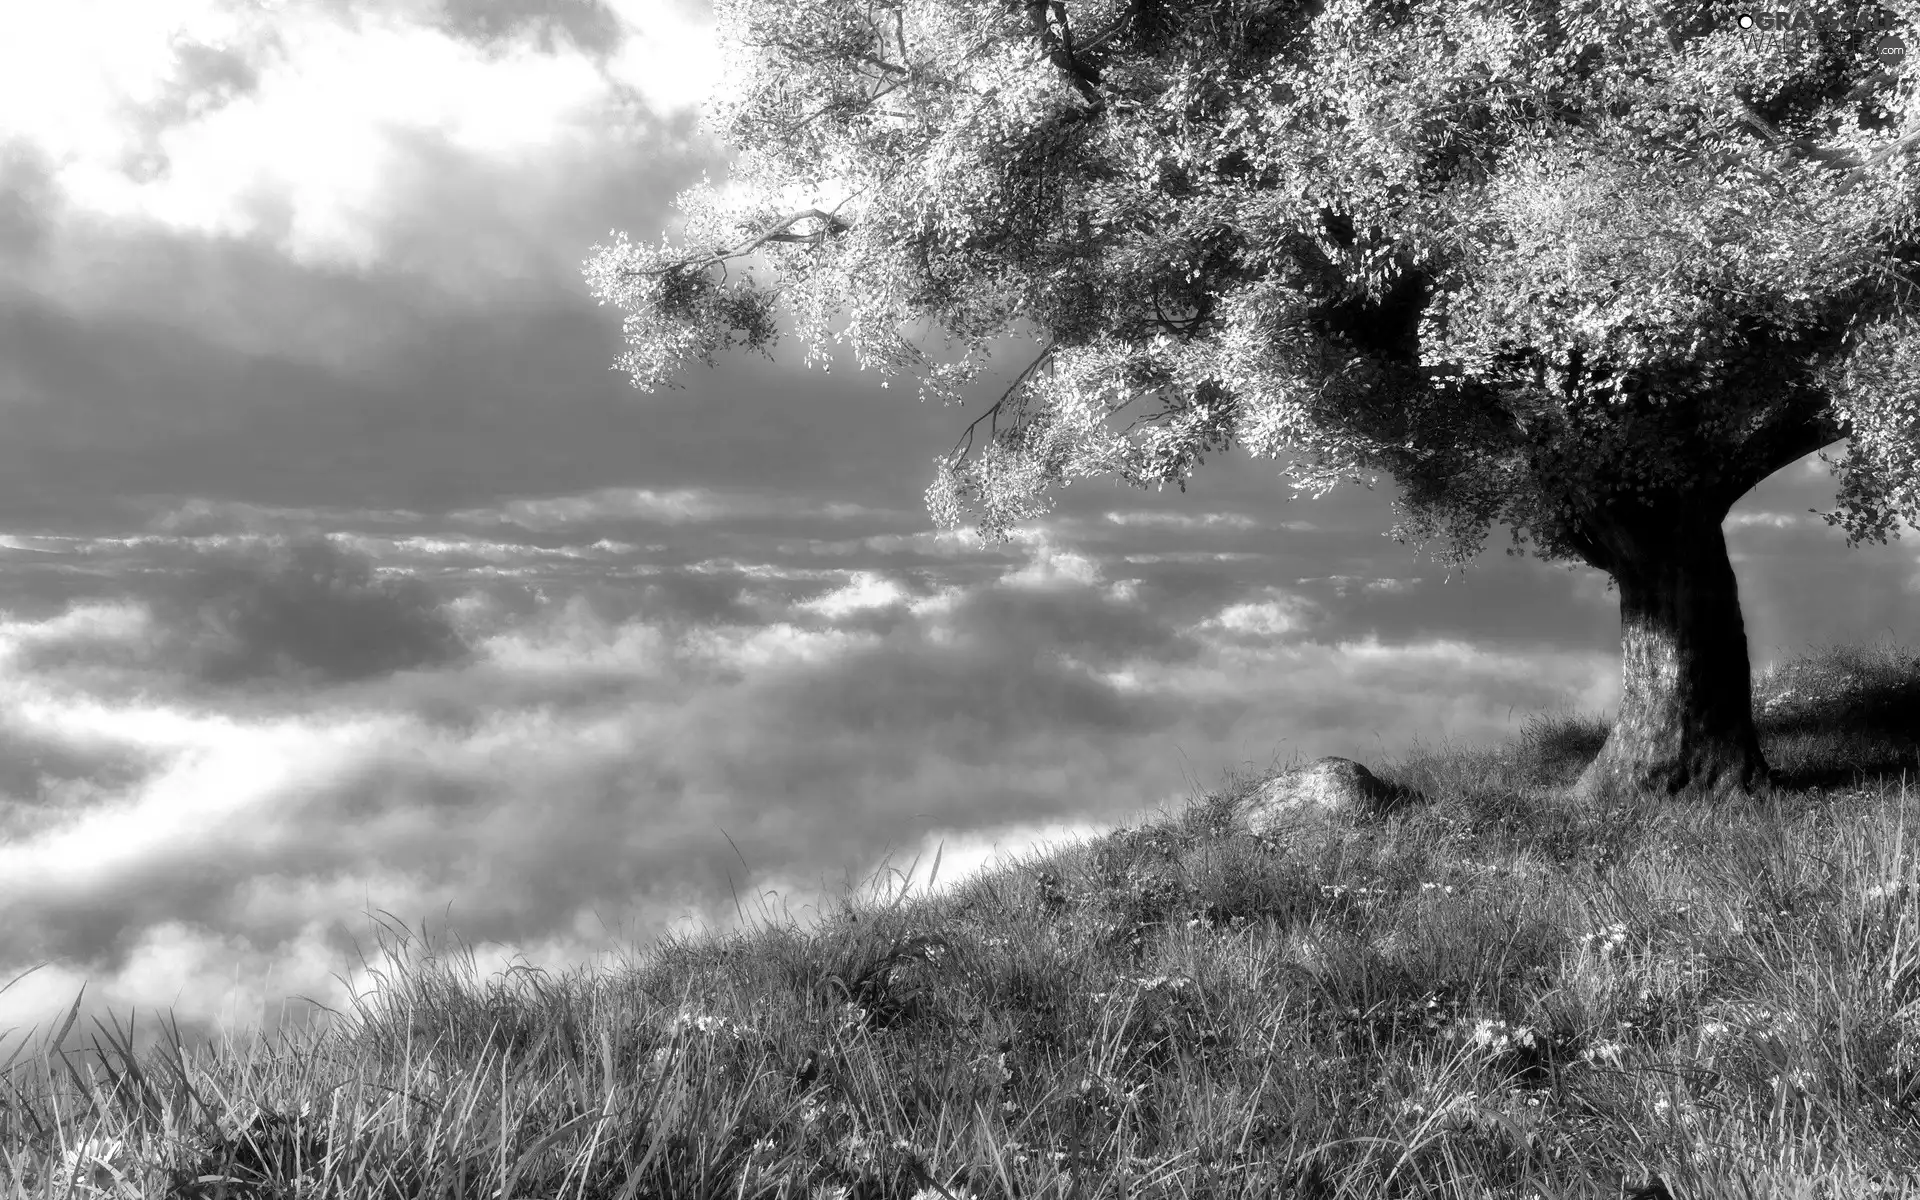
[0,496,1858,587]
[447,487,909,531]
[133,491,1322,537]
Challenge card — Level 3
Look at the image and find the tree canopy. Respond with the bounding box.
[584,0,1920,577]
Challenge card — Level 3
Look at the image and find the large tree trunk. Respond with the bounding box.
[1566,503,1777,806]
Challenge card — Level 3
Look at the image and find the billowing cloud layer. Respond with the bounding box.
[0,509,1610,1059]
[3,470,1910,1068]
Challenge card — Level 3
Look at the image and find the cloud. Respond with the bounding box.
[798,571,913,619]
[146,498,431,535]
[452,487,737,529]
[784,527,1045,558]
[1119,551,1266,564]
[431,0,625,59]
[450,488,905,534]
[109,536,474,686]
[121,31,268,185]
[947,582,1203,672]
[1001,544,1104,589]
[0,141,60,265]
[0,0,716,282]
[1102,510,1264,530]
[1189,592,1316,641]
[0,516,1650,1068]
[1299,575,1422,598]
[1725,511,1809,530]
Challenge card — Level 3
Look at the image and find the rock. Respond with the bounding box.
[1243,757,1420,829]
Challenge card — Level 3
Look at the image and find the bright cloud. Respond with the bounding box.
[800,572,911,618]
[0,0,720,269]
[1191,594,1314,640]
[1002,543,1104,588]
[1726,511,1809,529]
[1102,510,1263,530]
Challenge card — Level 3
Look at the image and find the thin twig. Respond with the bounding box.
[948,344,1058,462]
[621,210,852,283]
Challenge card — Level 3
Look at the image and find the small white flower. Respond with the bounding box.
[1465,1018,1540,1054]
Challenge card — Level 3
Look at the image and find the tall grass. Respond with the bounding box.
[4,638,1920,1198]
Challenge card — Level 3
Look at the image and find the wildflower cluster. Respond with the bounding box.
[639,1006,770,1085]
[1863,878,1916,905]
[1578,921,1631,955]
[1184,905,1252,932]
[662,1007,758,1039]
[1319,882,1390,901]
[1699,1002,1800,1045]
[1455,1017,1543,1055]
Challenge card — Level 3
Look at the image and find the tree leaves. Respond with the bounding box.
[586,0,1920,570]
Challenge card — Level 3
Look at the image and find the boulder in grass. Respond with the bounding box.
[1243,757,1422,830]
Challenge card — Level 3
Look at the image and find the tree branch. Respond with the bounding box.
[1075,1,1136,57]
[853,53,907,77]
[948,344,1057,463]
[619,209,854,284]
[1025,1,1105,112]
[1836,121,1920,194]
[770,80,906,145]
[1704,401,1851,509]
[1730,96,1920,191]
[1648,3,1915,187]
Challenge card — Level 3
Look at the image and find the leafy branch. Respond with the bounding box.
[617,208,856,286]
[946,343,1057,463]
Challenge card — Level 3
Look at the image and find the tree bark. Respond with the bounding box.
[1566,501,1778,806]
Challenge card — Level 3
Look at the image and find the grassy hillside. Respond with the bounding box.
[5,639,1920,1199]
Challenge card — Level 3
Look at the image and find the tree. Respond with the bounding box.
[583,0,1920,806]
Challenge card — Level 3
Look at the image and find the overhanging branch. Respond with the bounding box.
[1731,97,1920,193]
[619,209,854,283]
[1025,1,1106,112]
[948,343,1057,463]
[1712,402,1850,506]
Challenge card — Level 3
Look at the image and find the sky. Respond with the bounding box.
[2,0,1918,1068]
